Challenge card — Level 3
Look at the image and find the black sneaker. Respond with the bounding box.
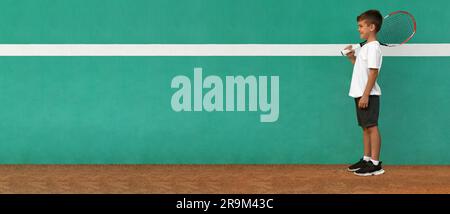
[347,159,369,172]
[354,161,385,176]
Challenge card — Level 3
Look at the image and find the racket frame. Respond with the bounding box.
[341,10,416,56]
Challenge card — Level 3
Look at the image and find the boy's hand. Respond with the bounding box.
[344,45,356,64]
[344,45,354,53]
[358,95,369,109]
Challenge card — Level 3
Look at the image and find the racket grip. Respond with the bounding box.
[340,44,361,56]
[341,49,351,56]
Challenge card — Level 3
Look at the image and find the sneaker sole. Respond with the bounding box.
[354,169,385,176]
[347,168,360,172]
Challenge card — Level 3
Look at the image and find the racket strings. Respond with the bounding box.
[378,13,415,46]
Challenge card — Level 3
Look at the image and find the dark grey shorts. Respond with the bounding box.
[354,95,380,128]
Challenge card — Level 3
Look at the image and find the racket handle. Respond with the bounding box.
[340,44,361,56]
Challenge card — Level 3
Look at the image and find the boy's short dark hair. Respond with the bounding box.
[357,10,383,32]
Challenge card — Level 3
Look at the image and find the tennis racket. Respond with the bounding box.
[341,10,416,56]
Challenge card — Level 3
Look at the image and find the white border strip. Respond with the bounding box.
[0,44,448,56]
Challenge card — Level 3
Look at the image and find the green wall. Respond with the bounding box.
[0,0,449,164]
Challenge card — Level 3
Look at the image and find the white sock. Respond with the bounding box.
[371,159,379,165]
[363,156,371,161]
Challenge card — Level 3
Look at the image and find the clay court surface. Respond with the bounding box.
[0,165,449,194]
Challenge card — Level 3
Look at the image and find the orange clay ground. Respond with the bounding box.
[0,165,449,193]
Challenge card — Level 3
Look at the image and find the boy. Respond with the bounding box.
[345,10,384,176]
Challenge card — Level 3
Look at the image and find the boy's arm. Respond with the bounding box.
[344,45,356,64]
[358,68,379,109]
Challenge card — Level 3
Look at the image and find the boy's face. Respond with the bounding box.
[357,20,376,39]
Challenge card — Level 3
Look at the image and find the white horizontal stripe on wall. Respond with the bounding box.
[0,44,448,56]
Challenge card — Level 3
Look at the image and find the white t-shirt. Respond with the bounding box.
[349,41,382,98]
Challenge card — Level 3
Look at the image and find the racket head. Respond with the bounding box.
[377,10,416,47]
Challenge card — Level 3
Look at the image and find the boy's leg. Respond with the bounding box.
[363,127,371,157]
[354,125,384,176]
[347,128,371,171]
[368,126,381,160]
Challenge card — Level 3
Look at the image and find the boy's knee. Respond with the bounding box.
[363,126,378,134]
[363,125,377,133]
